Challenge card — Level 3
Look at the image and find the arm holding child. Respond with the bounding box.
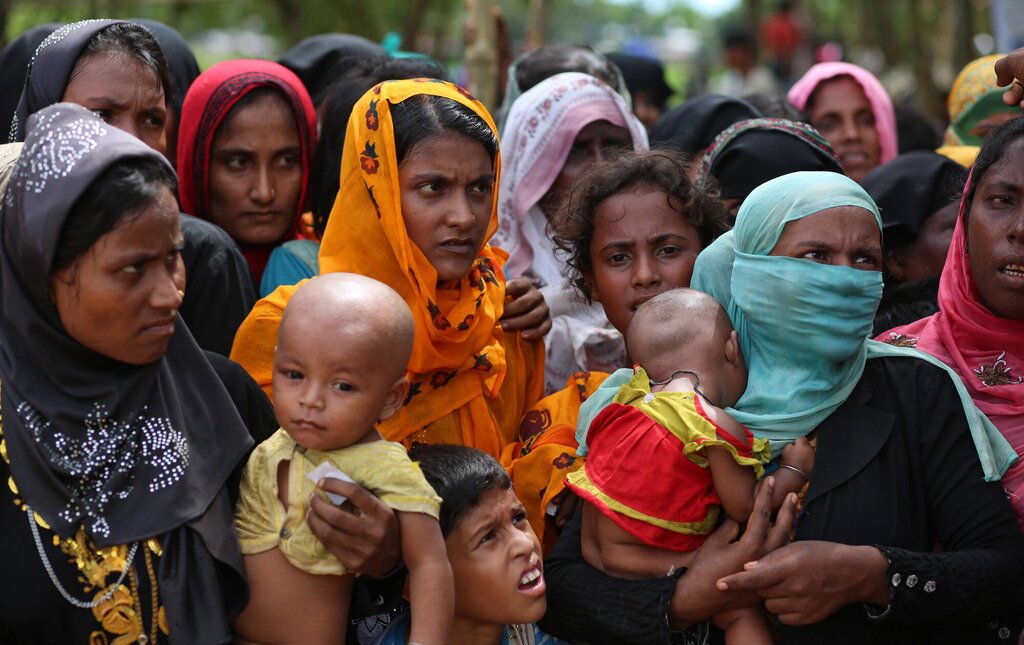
[399,511,454,645]
[702,405,814,522]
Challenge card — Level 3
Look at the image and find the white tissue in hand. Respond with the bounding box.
[306,463,356,505]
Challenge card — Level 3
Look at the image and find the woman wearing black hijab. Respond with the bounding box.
[863,150,967,335]
[131,18,201,169]
[0,103,252,644]
[0,23,58,138]
[649,93,761,156]
[862,150,967,285]
[695,117,845,216]
[277,32,386,104]
[10,19,256,357]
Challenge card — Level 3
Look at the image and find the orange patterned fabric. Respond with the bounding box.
[501,370,609,551]
[231,79,544,457]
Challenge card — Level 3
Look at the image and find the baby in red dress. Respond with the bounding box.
[567,288,814,644]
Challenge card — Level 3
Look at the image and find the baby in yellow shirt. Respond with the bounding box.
[233,273,452,645]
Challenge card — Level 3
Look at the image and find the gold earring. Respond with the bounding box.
[177,289,185,298]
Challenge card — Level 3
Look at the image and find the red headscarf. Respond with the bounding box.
[176,59,316,282]
[880,170,1024,526]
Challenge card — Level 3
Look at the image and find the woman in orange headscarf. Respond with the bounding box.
[231,79,544,458]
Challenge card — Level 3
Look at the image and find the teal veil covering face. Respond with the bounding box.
[579,171,1014,481]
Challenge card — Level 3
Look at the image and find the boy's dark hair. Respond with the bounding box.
[553,149,730,301]
[408,444,512,537]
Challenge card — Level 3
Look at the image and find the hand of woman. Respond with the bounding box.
[668,478,797,628]
[306,478,401,577]
[995,49,1024,108]
[500,277,551,341]
[716,541,890,625]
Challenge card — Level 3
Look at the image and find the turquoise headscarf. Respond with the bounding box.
[579,171,1014,481]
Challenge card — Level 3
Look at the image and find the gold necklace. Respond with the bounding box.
[0,382,167,643]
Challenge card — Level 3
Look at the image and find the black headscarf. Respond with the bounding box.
[697,117,844,201]
[649,93,761,155]
[605,52,673,107]
[0,23,59,141]
[131,19,200,118]
[861,150,967,244]
[278,33,386,103]
[0,103,251,639]
[9,19,127,142]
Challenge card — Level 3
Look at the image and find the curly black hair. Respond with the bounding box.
[553,149,730,301]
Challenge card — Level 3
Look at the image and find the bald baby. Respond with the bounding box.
[279,273,415,384]
[626,288,736,384]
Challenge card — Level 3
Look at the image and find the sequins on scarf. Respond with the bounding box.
[7,111,105,207]
[17,401,188,539]
[7,19,113,142]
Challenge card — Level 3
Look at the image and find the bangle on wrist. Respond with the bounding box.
[778,463,808,479]
[863,602,892,621]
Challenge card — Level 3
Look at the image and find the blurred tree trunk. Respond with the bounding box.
[872,0,901,67]
[429,0,459,61]
[908,0,945,119]
[403,0,431,52]
[525,0,548,50]
[744,0,761,48]
[0,0,11,48]
[952,0,973,73]
[466,0,499,108]
[277,0,305,45]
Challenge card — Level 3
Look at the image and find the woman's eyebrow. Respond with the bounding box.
[792,239,833,249]
[107,249,165,265]
[986,180,1022,194]
[408,171,448,181]
[215,147,254,156]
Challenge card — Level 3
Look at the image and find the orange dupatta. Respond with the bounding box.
[231,79,543,457]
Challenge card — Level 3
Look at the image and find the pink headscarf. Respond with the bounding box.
[880,170,1024,527]
[493,72,648,285]
[788,62,898,166]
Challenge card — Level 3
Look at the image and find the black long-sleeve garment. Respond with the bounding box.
[179,214,257,357]
[0,353,275,644]
[541,356,1024,645]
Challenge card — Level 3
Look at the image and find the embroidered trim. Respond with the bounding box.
[973,351,1024,387]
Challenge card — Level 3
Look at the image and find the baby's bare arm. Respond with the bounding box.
[233,547,352,645]
[705,445,758,523]
[581,502,695,580]
[771,437,815,504]
[399,511,453,645]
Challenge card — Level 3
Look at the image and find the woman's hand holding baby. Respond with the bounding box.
[716,541,890,625]
[307,478,401,577]
[668,478,797,628]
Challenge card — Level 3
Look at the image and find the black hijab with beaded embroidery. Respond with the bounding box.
[0,103,251,640]
[8,19,127,142]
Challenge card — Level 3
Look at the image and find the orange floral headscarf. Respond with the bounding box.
[319,79,512,452]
